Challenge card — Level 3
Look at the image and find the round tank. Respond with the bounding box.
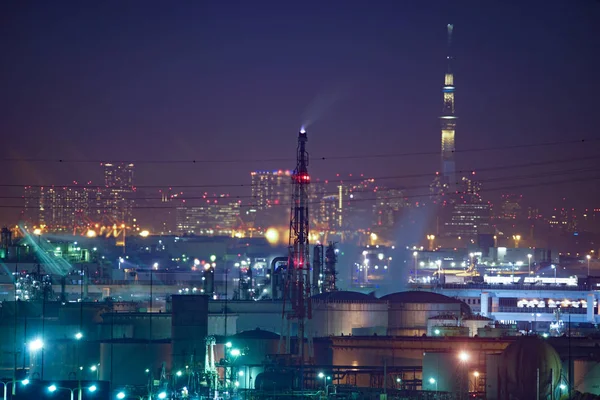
[311,291,388,337]
[498,336,561,400]
[99,340,171,387]
[381,291,469,336]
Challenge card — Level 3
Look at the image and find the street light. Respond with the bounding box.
[230,348,241,357]
[474,371,480,391]
[429,377,438,392]
[512,234,521,248]
[75,332,83,340]
[318,372,325,389]
[158,392,167,399]
[427,234,435,251]
[88,385,97,393]
[413,251,418,283]
[587,255,591,276]
[527,254,532,275]
[458,351,469,362]
[48,385,76,400]
[116,392,126,400]
[90,364,99,380]
[551,264,557,285]
[1,381,14,400]
[28,338,43,351]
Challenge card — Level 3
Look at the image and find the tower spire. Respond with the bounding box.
[441,23,457,191]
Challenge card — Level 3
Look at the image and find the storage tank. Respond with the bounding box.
[498,336,561,400]
[219,329,280,389]
[310,291,388,337]
[427,314,459,336]
[381,291,469,336]
[99,339,171,387]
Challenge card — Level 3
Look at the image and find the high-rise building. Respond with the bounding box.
[101,163,135,225]
[498,194,523,220]
[441,175,491,238]
[440,24,457,191]
[175,197,240,235]
[374,188,405,229]
[250,170,292,227]
[22,184,89,232]
[250,170,292,209]
[103,163,134,188]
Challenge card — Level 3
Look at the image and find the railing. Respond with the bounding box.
[497,306,587,314]
[439,283,590,291]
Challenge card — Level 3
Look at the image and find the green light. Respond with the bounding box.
[210,255,217,262]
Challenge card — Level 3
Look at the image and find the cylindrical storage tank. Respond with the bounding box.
[422,352,468,393]
[99,340,171,387]
[381,291,469,336]
[171,294,209,370]
[310,291,388,337]
[427,315,459,336]
[573,360,600,395]
[498,336,561,400]
[220,329,281,389]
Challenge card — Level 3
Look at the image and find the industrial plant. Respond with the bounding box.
[0,19,599,400]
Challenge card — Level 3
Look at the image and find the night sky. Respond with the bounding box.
[1,1,599,223]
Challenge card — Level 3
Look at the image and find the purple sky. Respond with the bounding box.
[1,0,599,223]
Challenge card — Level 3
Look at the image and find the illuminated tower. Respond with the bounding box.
[281,128,312,379]
[441,24,457,191]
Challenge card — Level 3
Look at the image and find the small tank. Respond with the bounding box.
[498,336,562,400]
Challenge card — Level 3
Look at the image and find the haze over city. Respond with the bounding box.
[1,0,600,226]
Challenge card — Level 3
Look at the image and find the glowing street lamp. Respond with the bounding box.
[75,332,83,340]
[587,255,591,276]
[512,234,521,248]
[413,251,418,283]
[551,264,557,285]
[48,385,76,400]
[28,338,43,352]
[116,392,126,399]
[427,234,435,251]
[527,254,532,275]
[158,392,167,399]
[318,372,325,388]
[458,351,469,362]
[429,377,438,392]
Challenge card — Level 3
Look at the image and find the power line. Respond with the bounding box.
[1,154,596,190]
[0,138,595,165]
[6,171,600,210]
[5,165,599,202]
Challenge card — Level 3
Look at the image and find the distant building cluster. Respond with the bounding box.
[21,163,135,232]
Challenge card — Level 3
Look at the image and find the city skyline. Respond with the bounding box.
[1,1,600,224]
